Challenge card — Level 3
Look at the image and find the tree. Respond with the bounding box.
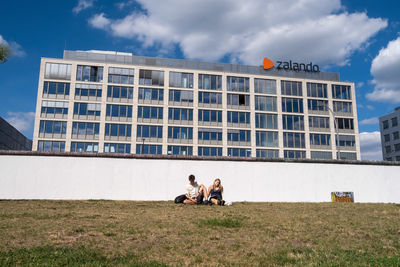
[0,43,12,63]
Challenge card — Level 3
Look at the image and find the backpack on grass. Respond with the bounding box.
[174,194,186,204]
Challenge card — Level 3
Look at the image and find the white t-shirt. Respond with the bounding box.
[186,182,200,198]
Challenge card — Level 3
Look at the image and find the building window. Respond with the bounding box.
[283,132,305,148]
[256,149,279,159]
[282,98,304,113]
[199,74,222,90]
[37,141,65,152]
[198,128,223,142]
[393,131,399,140]
[336,118,354,130]
[395,143,400,152]
[72,122,100,139]
[397,156,400,162]
[254,78,276,94]
[43,82,70,98]
[227,148,251,157]
[137,125,163,139]
[75,83,102,101]
[384,134,390,142]
[310,133,331,146]
[311,151,332,160]
[138,88,164,103]
[70,142,98,153]
[282,115,304,130]
[308,99,328,112]
[168,126,193,140]
[198,109,222,124]
[106,104,133,120]
[167,145,193,156]
[256,131,279,147]
[338,152,357,160]
[136,144,162,155]
[337,135,356,148]
[107,86,134,102]
[227,129,251,144]
[198,92,222,106]
[41,101,68,118]
[332,84,351,100]
[309,116,330,129]
[198,147,223,156]
[227,93,250,108]
[255,96,277,111]
[392,117,398,127]
[139,69,164,86]
[307,83,327,98]
[76,65,103,82]
[255,113,277,129]
[333,101,352,114]
[39,120,67,137]
[382,120,389,129]
[168,108,193,122]
[73,103,101,119]
[169,90,193,105]
[108,67,134,84]
[281,81,302,96]
[104,143,131,154]
[385,145,392,154]
[44,63,71,80]
[227,76,249,92]
[137,106,163,121]
[104,123,132,139]
[169,72,193,88]
[227,111,250,126]
[284,150,306,159]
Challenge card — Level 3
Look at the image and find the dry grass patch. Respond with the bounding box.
[0,201,399,266]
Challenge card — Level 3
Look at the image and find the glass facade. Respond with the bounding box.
[35,53,359,160]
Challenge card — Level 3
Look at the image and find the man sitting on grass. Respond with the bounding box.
[183,174,208,205]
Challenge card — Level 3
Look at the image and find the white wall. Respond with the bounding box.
[1,155,399,203]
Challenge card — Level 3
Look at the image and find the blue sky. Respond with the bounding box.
[1,0,399,160]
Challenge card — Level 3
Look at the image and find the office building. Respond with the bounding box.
[0,116,32,151]
[32,50,360,160]
[379,107,400,161]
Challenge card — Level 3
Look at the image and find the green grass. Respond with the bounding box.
[0,201,399,266]
[0,246,167,266]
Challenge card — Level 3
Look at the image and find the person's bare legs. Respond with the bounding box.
[199,184,208,201]
[210,198,219,205]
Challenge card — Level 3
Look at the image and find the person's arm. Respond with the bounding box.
[220,186,224,198]
[208,186,212,196]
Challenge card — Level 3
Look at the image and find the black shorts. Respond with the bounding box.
[186,194,203,204]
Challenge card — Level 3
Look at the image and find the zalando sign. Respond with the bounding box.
[263,57,320,72]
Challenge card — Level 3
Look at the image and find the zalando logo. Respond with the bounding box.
[263,57,320,72]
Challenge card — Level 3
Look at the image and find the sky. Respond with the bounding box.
[1,0,399,160]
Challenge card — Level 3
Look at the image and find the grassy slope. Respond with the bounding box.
[0,201,399,266]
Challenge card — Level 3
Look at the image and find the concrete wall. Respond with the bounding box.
[1,154,399,203]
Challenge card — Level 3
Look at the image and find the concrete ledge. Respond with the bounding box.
[0,150,397,166]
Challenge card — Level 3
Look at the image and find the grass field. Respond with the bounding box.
[0,201,399,266]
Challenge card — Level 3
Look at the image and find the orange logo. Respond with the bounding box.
[263,57,274,70]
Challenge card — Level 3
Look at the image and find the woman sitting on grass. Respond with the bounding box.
[208,178,225,206]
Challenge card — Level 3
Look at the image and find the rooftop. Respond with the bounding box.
[62,50,341,82]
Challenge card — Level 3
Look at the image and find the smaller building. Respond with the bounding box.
[0,116,32,151]
[379,107,400,161]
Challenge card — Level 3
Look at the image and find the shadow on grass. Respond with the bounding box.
[0,246,167,266]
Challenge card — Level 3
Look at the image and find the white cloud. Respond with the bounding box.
[73,0,94,14]
[359,117,379,125]
[5,112,35,136]
[87,0,387,66]
[359,131,382,161]
[88,13,110,30]
[367,37,400,103]
[0,35,26,57]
